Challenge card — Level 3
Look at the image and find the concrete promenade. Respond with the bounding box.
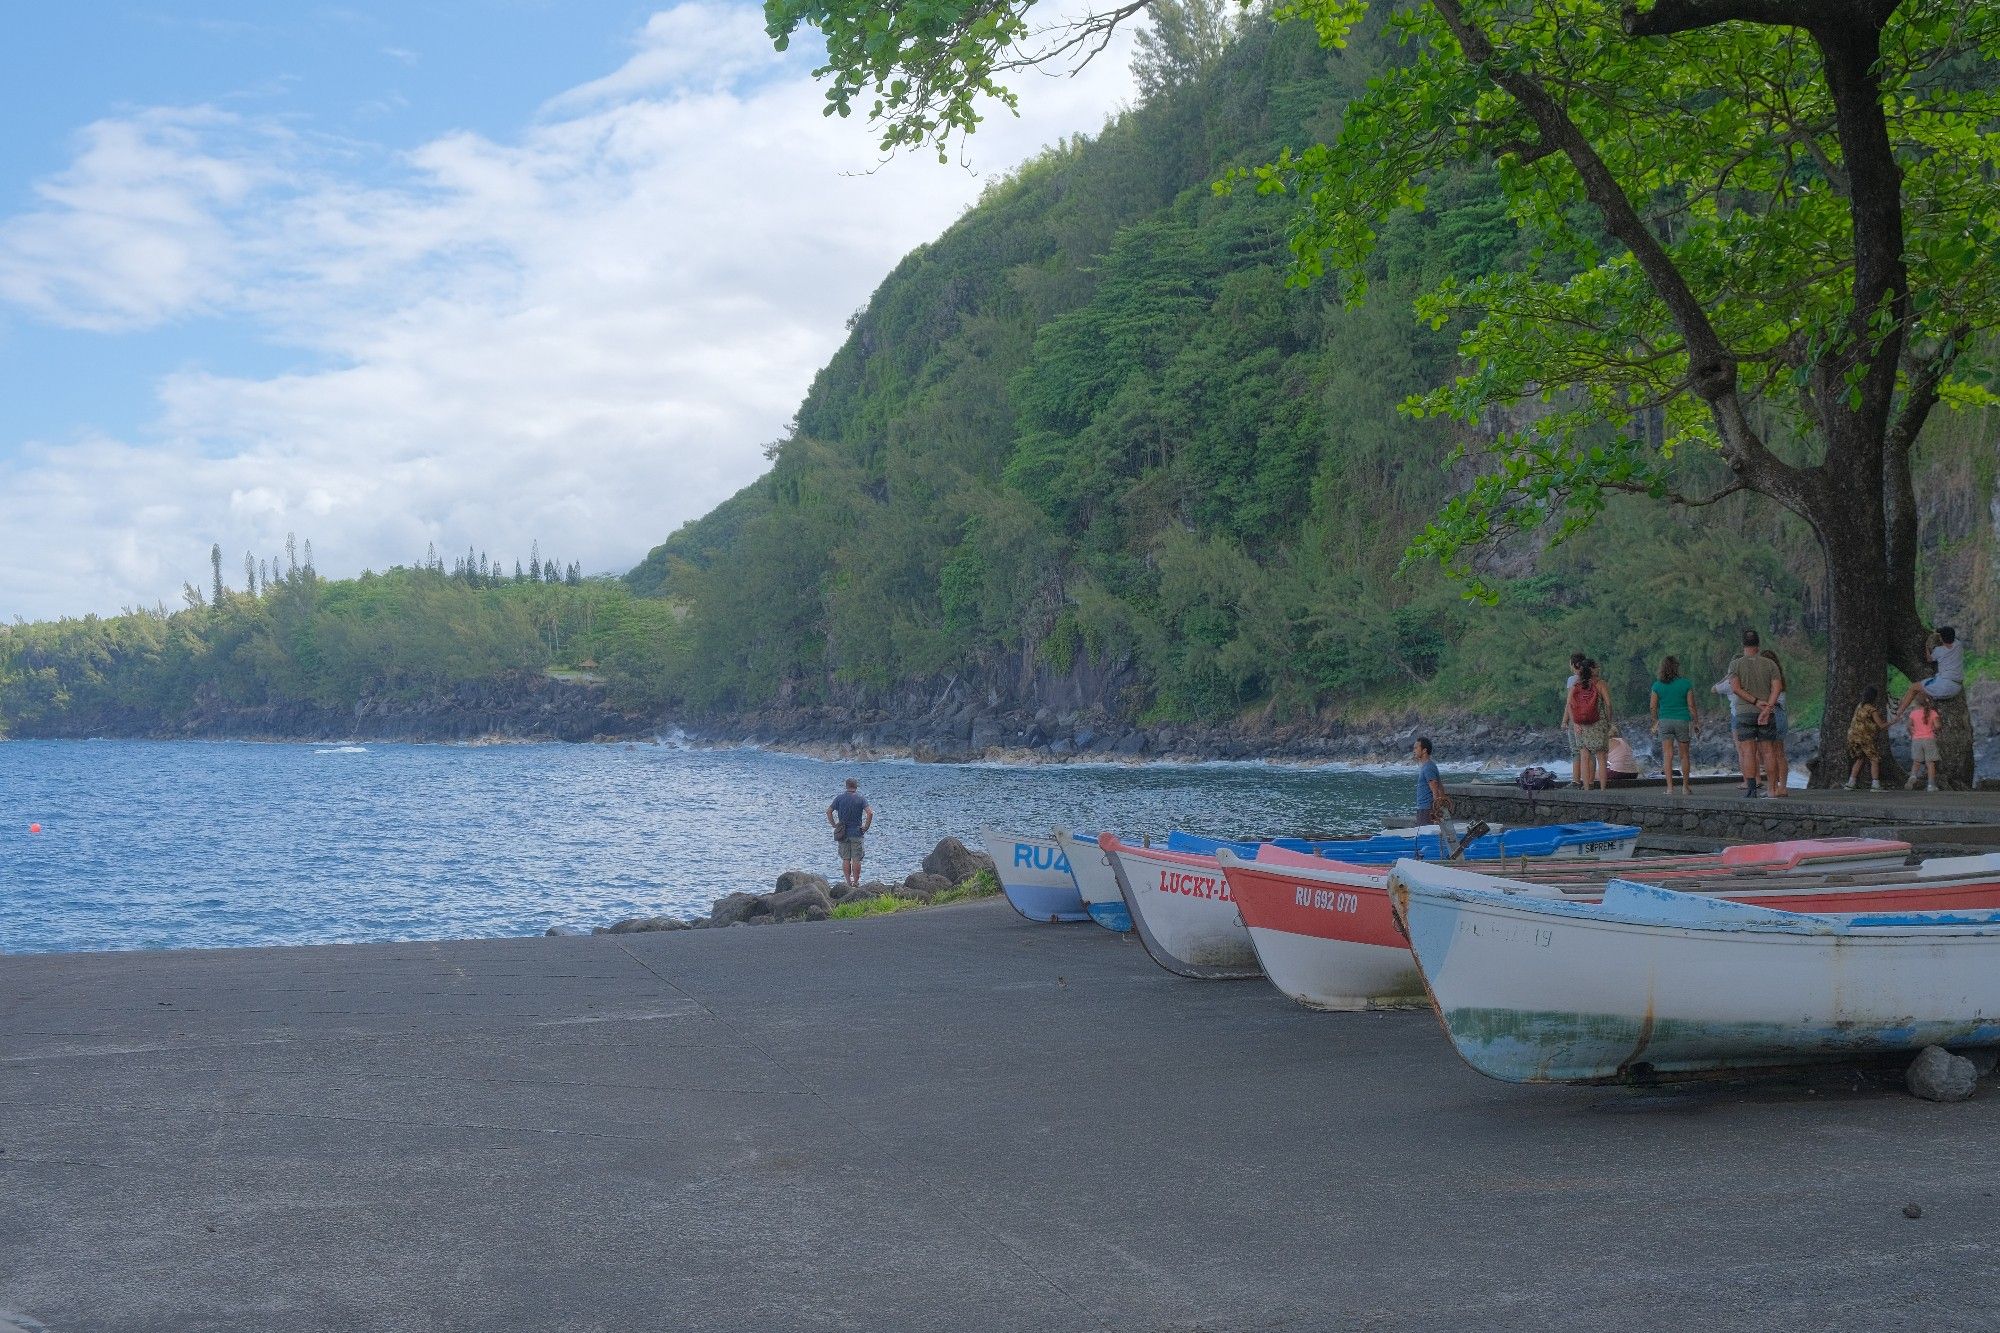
[6,901,2000,1332]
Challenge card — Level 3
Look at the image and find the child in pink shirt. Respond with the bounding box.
[1907,700,1940,791]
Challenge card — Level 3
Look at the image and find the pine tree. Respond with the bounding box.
[285,532,299,578]
[528,541,542,583]
[244,552,257,597]
[514,560,525,583]
[209,544,224,606]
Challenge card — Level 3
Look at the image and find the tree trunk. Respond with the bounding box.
[1811,540,1894,790]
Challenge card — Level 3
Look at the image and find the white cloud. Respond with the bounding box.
[544,2,780,110]
[0,2,1138,620]
[0,107,295,332]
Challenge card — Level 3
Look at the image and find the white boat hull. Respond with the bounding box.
[1102,837,1260,978]
[980,828,1089,923]
[1393,863,2000,1083]
[1053,831,1130,932]
[1244,922,1424,1011]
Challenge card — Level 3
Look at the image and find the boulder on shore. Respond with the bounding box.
[775,868,833,897]
[1907,1045,1978,1102]
[767,881,834,922]
[597,915,693,935]
[833,880,894,904]
[709,891,767,927]
[921,836,993,886]
[898,872,953,903]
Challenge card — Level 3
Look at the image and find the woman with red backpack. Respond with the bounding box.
[1565,661,1615,791]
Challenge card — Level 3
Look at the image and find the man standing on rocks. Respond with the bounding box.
[827,778,873,888]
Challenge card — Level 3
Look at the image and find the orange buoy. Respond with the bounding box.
[28,823,41,834]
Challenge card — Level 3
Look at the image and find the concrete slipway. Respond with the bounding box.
[3,898,1998,1332]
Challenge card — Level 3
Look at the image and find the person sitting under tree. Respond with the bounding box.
[826,778,873,888]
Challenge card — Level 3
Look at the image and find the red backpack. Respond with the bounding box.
[1569,681,1600,725]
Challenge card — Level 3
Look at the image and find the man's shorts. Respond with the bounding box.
[838,836,865,861]
[1658,718,1690,742]
[1924,676,1964,701]
[1736,720,1777,743]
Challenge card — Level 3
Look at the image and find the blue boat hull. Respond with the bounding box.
[1001,881,1092,924]
[1086,901,1133,933]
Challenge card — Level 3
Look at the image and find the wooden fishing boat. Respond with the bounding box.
[1100,835,1261,978]
[1390,861,2000,1083]
[979,828,1090,923]
[1220,837,1924,1012]
[1052,830,1130,932]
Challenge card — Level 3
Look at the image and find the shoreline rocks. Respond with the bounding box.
[579,837,997,936]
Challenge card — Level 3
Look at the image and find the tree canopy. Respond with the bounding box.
[767,0,2000,782]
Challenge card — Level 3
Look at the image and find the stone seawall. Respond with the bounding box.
[1445,782,2000,847]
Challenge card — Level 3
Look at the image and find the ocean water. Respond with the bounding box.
[0,738,1430,953]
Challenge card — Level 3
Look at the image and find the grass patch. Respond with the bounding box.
[829,868,1002,919]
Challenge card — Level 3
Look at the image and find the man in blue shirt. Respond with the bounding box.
[1413,737,1451,825]
[826,778,873,888]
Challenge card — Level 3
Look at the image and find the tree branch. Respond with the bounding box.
[1603,477,1750,508]
[1883,329,1967,607]
[1431,0,1805,509]
[1622,0,1894,38]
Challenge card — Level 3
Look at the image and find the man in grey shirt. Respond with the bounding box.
[827,779,873,888]
[1728,629,1784,798]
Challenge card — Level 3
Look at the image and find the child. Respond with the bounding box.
[1906,698,1941,792]
[1844,686,1886,791]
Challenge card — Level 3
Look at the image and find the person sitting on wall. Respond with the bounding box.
[1605,734,1639,783]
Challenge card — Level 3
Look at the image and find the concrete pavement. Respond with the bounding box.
[5,899,1998,1332]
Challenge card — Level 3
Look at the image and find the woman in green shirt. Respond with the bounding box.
[1649,656,1700,796]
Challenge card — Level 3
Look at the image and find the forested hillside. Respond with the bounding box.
[0,552,682,740]
[630,11,1997,736]
[4,11,1994,747]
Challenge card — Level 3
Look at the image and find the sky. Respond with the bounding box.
[0,2,1138,620]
